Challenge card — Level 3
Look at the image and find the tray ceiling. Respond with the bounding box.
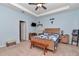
[3,3,79,17]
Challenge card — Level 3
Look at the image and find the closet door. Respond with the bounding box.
[20,21,26,42]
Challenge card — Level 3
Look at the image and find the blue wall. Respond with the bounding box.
[0,4,36,47]
[37,9,79,43]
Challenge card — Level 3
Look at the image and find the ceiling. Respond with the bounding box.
[3,3,79,17]
[19,3,69,14]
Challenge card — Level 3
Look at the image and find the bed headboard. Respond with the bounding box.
[44,28,60,34]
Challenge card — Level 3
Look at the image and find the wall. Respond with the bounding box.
[37,9,79,43]
[0,4,36,47]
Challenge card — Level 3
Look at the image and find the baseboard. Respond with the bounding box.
[0,44,6,48]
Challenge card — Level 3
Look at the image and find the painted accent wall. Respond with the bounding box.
[0,4,36,47]
[36,9,79,43]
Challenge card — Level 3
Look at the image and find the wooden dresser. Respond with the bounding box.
[60,34,69,44]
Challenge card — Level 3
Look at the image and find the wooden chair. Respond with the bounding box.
[71,29,79,46]
[29,33,37,40]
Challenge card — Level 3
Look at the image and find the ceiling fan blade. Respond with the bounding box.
[42,5,47,9]
[35,7,38,10]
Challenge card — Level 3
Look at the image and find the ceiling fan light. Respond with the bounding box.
[37,4,42,7]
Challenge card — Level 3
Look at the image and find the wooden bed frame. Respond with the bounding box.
[44,28,60,34]
[30,28,60,55]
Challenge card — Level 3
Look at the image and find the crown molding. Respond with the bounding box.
[10,3,38,17]
[10,3,70,17]
[37,5,70,17]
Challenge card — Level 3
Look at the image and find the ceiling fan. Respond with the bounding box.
[28,3,47,10]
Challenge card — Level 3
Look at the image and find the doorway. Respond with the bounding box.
[19,21,26,42]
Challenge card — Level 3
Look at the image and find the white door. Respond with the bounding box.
[20,21,26,41]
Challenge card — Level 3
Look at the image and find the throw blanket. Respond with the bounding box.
[34,33,59,42]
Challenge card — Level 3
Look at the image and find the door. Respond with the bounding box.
[19,21,26,42]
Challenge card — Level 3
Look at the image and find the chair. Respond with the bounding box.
[29,33,37,40]
[71,29,79,46]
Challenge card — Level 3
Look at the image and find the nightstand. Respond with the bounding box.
[60,34,69,44]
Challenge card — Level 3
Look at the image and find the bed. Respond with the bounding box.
[30,28,60,55]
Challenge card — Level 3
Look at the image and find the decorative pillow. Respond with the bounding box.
[53,33,59,38]
[43,32,49,36]
[40,35,48,39]
[49,35,58,41]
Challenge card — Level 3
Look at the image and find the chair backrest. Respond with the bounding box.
[72,29,79,36]
[78,30,79,35]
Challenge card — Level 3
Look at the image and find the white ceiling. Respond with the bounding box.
[18,3,69,14]
[3,3,79,17]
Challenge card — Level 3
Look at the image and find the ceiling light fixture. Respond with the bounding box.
[37,4,42,7]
